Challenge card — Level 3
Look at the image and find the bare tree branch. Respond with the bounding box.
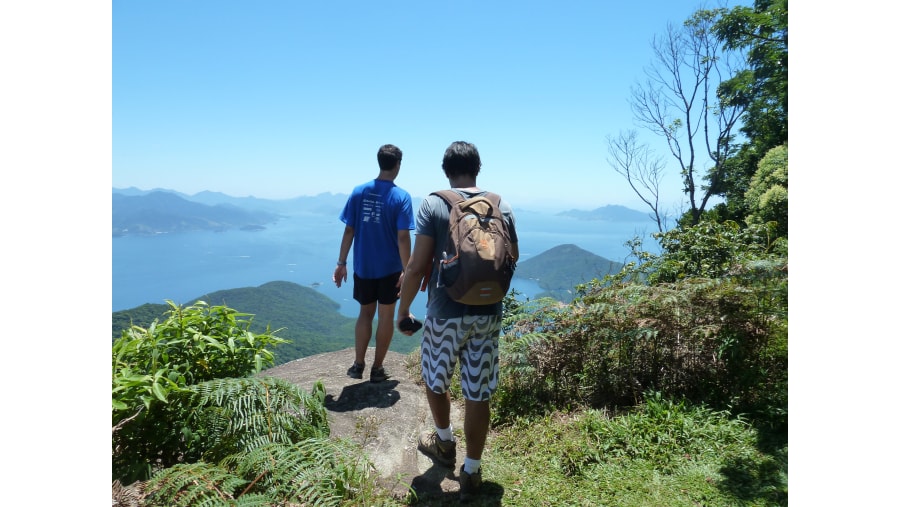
[606,130,669,233]
[627,10,748,225]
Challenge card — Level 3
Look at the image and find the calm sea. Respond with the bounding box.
[112,209,657,317]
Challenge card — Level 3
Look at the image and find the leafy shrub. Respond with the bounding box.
[113,301,289,483]
[111,301,381,505]
[644,220,786,284]
[745,144,788,238]
[492,221,787,431]
[112,301,289,418]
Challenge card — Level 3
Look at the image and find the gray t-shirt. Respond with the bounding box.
[416,189,518,318]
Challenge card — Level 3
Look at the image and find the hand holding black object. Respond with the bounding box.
[399,316,423,333]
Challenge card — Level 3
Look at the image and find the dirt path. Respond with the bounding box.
[262,347,487,504]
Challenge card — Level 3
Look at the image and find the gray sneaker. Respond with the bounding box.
[417,431,456,467]
[459,465,482,502]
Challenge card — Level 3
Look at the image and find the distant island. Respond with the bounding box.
[557,205,649,222]
[514,244,625,302]
[112,191,282,236]
[240,224,267,231]
[112,187,652,239]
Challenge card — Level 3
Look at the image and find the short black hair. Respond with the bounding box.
[441,141,481,179]
[377,144,402,171]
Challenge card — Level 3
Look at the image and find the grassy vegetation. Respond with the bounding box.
[477,397,786,506]
[387,343,786,507]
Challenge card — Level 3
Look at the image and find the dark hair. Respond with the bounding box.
[377,144,403,171]
[441,141,481,178]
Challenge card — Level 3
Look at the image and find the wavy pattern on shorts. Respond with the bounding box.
[422,315,499,401]
[421,317,461,395]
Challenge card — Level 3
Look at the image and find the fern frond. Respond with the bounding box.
[143,462,247,507]
[228,493,272,506]
[179,376,330,462]
[226,440,369,506]
[501,331,551,373]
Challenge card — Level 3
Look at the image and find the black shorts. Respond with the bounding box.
[353,272,401,305]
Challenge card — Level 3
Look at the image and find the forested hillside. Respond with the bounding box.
[112,281,421,365]
[514,244,624,302]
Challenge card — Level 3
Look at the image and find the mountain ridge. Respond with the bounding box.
[514,244,625,302]
[557,204,649,222]
[112,187,649,236]
[112,191,283,236]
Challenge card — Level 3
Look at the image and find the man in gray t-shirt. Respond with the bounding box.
[396,141,519,502]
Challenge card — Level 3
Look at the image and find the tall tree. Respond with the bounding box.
[629,9,748,226]
[712,0,788,222]
[744,143,787,238]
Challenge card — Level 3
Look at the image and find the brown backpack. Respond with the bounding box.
[432,190,515,305]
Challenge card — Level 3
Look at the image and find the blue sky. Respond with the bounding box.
[112,0,751,212]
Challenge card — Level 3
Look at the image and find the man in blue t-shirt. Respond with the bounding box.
[333,144,415,383]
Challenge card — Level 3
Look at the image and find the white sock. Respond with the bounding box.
[435,425,454,442]
[464,457,481,474]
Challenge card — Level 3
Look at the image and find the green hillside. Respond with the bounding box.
[113,246,624,363]
[112,280,421,365]
[514,244,624,302]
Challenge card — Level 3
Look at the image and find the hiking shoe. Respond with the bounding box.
[459,466,482,502]
[370,365,390,383]
[417,431,456,467]
[346,362,364,379]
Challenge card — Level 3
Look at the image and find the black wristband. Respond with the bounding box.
[336,261,347,266]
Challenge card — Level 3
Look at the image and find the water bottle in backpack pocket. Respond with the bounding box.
[437,251,459,289]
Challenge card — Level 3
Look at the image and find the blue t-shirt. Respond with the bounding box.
[416,189,518,318]
[339,179,415,279]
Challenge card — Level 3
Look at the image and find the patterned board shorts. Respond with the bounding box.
[421,314,501,402]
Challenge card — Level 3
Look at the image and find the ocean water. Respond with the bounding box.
[112,209,658,317]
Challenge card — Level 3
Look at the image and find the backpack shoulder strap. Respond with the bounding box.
[432,190,501,206]
[481,192,502,209]
[431,189,464,207]
[464,191,502,219]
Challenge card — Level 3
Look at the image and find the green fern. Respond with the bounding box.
[181,376,330,463]
[226,440,370,505]
[143,462,247,506]
[139,385,370,505]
